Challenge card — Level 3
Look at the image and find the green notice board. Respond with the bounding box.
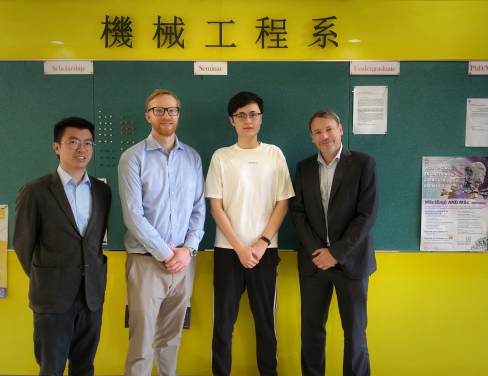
[1,61,487,251]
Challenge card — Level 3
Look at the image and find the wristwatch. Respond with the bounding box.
[188,247,197,257]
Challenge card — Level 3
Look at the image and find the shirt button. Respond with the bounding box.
[172,209,175,211]
[171,192,174,194]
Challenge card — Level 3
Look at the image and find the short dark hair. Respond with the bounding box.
[227,92,264,117]
[308,109,340,132]
[53,117,95,142]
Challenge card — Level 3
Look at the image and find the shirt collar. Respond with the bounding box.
[57,165,91,188]
[146,132,183,151]
[317,143,343,167]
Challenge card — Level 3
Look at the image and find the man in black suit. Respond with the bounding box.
[289,109,379,376]
[13,117,112,376]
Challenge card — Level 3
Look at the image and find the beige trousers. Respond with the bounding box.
[124,253,196,376]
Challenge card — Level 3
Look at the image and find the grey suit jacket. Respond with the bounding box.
[289,145,379,279]
[13,170,112,313]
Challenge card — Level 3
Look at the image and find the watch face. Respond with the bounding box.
[189,247,197,257]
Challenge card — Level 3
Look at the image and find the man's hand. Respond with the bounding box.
[312,248,338,270]
[165,244,191,274]
[235,245,260,268]
[251,239,268,261]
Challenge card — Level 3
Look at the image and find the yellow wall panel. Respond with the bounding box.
[1,251,488,375]
[1,1,488,60]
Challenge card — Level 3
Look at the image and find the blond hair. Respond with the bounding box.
[145,89,181,111]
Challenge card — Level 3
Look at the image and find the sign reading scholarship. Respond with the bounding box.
[420,157,488,252]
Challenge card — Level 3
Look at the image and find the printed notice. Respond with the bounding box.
[0,206,8,298]
[420,157,488,252]
[466,99,488,147]
[353,86,388,134]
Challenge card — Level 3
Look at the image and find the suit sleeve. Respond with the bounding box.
[289,162,326,256]
[12,184,39,277]
[328,155,379,264]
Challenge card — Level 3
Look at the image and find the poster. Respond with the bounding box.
[352,86,388,134]
[465,99,488,147]
[420,157,488,252]
[0,206,8,298]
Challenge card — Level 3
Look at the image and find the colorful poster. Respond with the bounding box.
[421,157,488,252]
[0,206,8,298]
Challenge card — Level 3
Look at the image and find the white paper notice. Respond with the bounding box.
[466,99,488,147]
[353,86,388,134]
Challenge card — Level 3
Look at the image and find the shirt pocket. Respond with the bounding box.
[180,171,197,198]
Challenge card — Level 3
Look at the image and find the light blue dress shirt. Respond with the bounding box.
[317,143,343,246]
[118,133,205,261]
[57,165,92,236]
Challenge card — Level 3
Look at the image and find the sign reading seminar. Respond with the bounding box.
[44,60,94,75]
[194,61,227,75]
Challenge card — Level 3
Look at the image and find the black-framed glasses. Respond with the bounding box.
[58,140,95,150]
[148,107,180,116]
[232,112,262,121]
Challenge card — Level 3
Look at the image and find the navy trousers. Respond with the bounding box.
[33,280,103,376]
[299,267,370,376]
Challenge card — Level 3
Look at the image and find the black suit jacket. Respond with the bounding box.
[289,145,379,279]
[13,170,112,313]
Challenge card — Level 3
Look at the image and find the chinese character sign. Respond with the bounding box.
[100,15,339,51]
[101,15,134,48]
[309,17,338,48]
[153,16,185,48]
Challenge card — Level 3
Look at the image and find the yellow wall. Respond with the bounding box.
[2,0,488,375]
[1,0,488,60]
[1,250,488,375]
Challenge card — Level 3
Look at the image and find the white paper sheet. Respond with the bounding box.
[353,86,388,134]
[465,99,488,147]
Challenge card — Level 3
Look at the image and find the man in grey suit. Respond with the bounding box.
[289,109,379,376]
[13,117,112,376]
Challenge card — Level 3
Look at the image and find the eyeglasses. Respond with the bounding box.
[148,107,180,116]
[232,112,262,121]
[58,140,95,151]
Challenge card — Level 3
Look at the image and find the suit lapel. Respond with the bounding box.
[49,170,80,236]
[329,146,353,203]
[307,156,323,207]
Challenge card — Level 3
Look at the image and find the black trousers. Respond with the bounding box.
[33,280,103,376]
[299,268,370,376]
[212,247,280,376]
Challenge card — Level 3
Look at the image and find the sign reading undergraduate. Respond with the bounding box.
[350,61,400,75]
